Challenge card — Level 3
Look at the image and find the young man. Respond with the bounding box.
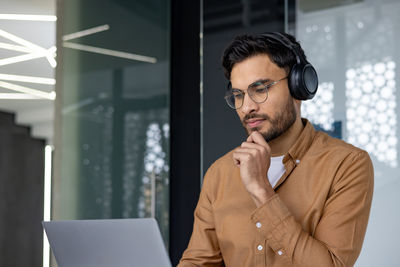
[178,32,374,267]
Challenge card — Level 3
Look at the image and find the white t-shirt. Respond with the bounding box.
[268,155,286,188]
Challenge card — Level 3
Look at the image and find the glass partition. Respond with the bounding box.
[54,0,170,242]
[201,0,286,175]
[293,0,400,265]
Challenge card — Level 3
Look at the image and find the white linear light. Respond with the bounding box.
[0,29,56,68]
[0,29,46,52]
[0,81,55,100]
[63,24,110,41]
[0,52,48,66]
[0,93,40,99]
[43,145,53,221]
[63,42,157,63]
[0,74,55,85]
[45,46,57,68]
[0,47,56,68]
[0,42,32,53]
[42,145,53,267]
[0,14,56,21]
[62,98,94,114]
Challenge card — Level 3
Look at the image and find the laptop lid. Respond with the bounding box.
[43,218,172,267]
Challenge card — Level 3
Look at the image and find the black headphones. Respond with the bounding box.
[261,32,318,100]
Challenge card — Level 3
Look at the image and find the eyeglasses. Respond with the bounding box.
[224,77,288,109]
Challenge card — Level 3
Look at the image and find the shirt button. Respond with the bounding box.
[277,250,283,255]
[295,159,300,164]
[257,245,263,251]
[256,222,262,228]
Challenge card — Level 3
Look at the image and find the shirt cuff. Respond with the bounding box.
[250,194,291,238]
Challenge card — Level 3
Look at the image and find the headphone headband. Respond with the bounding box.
[260,32,318,100]
[261,32,304,64]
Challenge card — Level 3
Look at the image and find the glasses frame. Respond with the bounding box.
[224,76,288,110]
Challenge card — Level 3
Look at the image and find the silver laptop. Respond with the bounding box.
[43,218,172,267]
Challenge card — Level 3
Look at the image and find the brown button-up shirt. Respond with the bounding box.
[179,119,374,267]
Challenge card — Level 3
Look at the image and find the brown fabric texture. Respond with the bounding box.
[178,119,374,267]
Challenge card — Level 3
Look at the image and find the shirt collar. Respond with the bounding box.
[282,118,316,165]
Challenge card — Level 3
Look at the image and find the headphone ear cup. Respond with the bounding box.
[288,63,318,100]
[288,64,304,100]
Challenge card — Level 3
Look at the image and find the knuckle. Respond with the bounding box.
[260,146,267,154]
[253,149,260,156]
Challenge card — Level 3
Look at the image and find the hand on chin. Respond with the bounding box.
[232,131,275,206]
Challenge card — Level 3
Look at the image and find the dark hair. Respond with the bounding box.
[221,32,307,80]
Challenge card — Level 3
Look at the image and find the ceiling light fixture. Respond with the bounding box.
[0,29,47,52]
[0,93,41,99]
[0,51,50,66]
[0,14,56,21]
[0,80,55,100]
[63,42,157,63]
[0,42,32,53]
[0,74,55,85]
[45,46,57,67]
[63,24,110,41]
[43,145,53,267]
[0,29,56,68]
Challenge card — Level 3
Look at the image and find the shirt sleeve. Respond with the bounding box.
[178,164,225,267]
[250,150,374,267]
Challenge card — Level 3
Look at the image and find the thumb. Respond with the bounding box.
[249,131,269,148]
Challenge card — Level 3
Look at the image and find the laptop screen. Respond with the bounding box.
[43,218,172,267]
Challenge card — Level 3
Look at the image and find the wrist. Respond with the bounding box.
[249,186,275,207]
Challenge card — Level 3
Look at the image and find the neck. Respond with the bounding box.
[269,117,304,157]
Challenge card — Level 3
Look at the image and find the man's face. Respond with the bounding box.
[230,54,298,142]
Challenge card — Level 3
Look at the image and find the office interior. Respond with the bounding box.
[0,0,399,266]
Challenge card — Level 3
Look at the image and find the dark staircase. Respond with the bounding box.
[0,110,45,267]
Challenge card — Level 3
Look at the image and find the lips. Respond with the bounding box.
[246,118,265,128]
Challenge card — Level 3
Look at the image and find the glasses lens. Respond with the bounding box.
[225,91,242,109]
[248,83,268,103]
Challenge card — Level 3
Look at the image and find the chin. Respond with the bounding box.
[248,122,270,134]
[248,127,261,133]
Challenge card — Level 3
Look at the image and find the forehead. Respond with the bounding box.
[230,54,285,89]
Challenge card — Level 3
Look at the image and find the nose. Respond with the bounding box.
[240,92,259,115]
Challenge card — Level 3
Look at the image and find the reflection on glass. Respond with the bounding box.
[302,82,334,131]
[346,61,397,168]
[123,111,169,241]
[295,1,400,265]
[56,0,170,245]
[295,0,399,170]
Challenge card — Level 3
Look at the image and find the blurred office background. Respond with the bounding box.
[0,0,398,266]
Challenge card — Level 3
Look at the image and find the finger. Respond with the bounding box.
[241,141,264,150]
[249,131,270,149]
[246,133,254,143]
[233,150,254,165]
[234,148,262,166]
[241,141,266,155]
[235,147,259,156]
[247,131,264,143]
[232,151,242,166]
[246,133,271,156]
[233,157,240,166]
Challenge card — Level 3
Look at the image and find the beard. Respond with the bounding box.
[241,97,297,142]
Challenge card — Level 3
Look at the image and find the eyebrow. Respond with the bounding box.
[230,78,272,91]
